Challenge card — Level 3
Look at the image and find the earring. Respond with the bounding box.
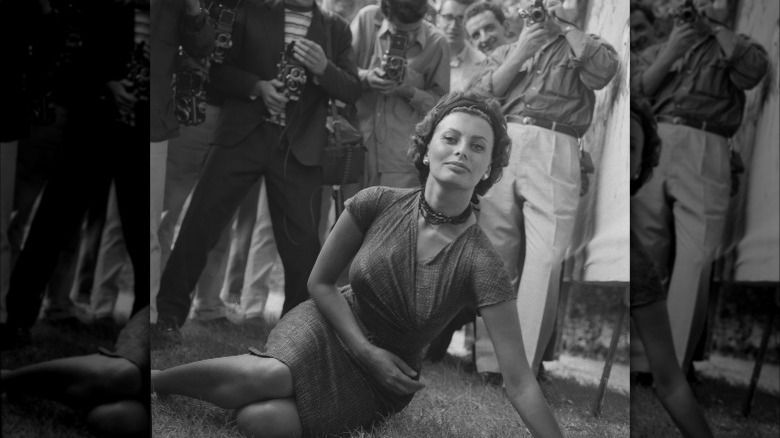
[423,156,429,166]
[482,173,489,180]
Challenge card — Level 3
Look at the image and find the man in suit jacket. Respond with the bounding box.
[153,0,361,345]
[3,0,151,349]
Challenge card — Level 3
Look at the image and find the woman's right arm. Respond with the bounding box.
[307,211,424,396]
[481,300,565,438]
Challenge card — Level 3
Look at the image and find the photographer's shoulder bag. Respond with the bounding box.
[322,99,365,185]
[320,10,366,186]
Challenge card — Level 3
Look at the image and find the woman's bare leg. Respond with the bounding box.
[152,355,293,409]
[632,300,714,438]
[234,398,302,438]
[1,354,140,409]
[87,400,149,438]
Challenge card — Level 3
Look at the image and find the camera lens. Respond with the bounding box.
[531,9,545,22]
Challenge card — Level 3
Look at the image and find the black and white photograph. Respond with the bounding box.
[148,0,631,436]
[1,0,150,437]
[629,0,778,437]
[0,0,776,437]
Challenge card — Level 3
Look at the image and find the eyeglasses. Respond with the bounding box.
[438,14,464,24]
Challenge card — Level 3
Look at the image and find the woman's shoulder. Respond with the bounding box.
[352,186,420,207]
[467,224,505,266]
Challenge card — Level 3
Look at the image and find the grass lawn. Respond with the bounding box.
[1,319,120,438]
[151,316,630,438]
[630,357,780,438]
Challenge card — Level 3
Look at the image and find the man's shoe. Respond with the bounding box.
[479,372,503,387]
[632,371,655,387]
[0,324,31,350]
[151,318,182,349]
[536,363,554,384]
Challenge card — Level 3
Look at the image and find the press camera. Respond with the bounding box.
[277,41,307,102]
[381,33,408,83]
[174,68,208,126]
[519,0,547,24]
[669,0,698,24]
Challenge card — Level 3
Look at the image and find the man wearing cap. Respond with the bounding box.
[472,0,618,376]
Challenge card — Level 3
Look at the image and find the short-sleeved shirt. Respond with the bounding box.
[475,32,618,135]
[350,5,450,173]
[631,32,768,136]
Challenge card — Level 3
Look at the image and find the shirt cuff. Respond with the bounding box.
[728,35,752,62]
[575,33,601,61]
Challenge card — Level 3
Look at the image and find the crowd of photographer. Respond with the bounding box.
[1,1,153,435]
[2,0,151,348]
[147,1,621,400]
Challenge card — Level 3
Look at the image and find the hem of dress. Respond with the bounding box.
[247,347,316,436]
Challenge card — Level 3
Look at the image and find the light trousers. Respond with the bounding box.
[150,140,168,323]
[475,124,581,374]
[630,123,730,371]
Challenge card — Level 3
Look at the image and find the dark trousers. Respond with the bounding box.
[157,122,322,327]
[6,114,148,329]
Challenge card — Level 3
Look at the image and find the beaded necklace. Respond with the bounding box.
[418,192,472,225]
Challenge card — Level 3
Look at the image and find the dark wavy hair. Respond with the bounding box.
[630,95,662,196]
[408,90,512,202]
[463,0,506,26]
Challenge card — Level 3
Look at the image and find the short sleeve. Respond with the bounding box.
[344,186,389,234]
[470,233,516,310]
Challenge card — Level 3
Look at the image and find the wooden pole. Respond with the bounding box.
[592,288,627,417]
[741,284,778,417]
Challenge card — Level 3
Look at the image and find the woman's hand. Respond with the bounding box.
[363,346,425,396]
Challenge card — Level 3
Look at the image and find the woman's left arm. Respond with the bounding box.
[481,300,565,438]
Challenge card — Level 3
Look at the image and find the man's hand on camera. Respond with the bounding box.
[107,79,137,114]
[660,23,698,62]
[545,0,579,29]
[507,21,547,65]
[387,82,415,100]
[252,79,288,115]
[366,68,397,93]
[292,39,328,76]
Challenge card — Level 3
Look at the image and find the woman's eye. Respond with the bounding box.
[443,136,457,143]
[472,143,485,151]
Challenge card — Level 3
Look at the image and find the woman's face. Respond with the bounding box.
[630,115,644,178]
[426,111,494,192]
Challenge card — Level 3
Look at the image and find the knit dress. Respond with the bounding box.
[250,186,516,436]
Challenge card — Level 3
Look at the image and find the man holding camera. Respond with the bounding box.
[151,0,215,327]
[472,0,618,377]
[351,0,450,188]
[153,0,361,344]
[631,0,768,373]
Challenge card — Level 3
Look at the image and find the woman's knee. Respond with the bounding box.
[233,356,293,400]
[87,400,149,438]
[235,399,302,438]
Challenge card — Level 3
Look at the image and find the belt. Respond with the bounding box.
[655,115,731,138]
[505,115,581,138]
